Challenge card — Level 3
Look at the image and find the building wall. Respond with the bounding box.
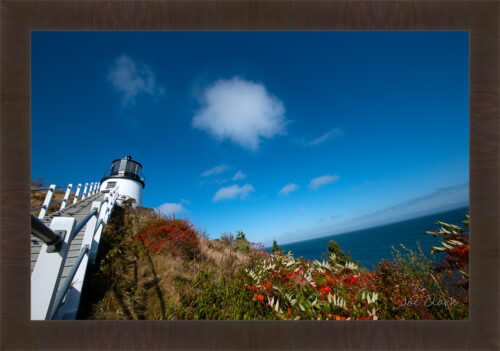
[100,178,143,206]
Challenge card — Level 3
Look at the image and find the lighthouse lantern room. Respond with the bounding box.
[100,156,145,206]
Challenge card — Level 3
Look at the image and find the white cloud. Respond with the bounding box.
[308,174,339,190]
[213,184,255,202]
[278,183,299,196]
[232,171,246,181]
[201,164,229,177]
[108,54,165,107]
[309,128,345,146]
[192,77,287,150]
[157,202,186,215]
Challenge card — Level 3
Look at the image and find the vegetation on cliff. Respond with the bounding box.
[31,178,68,217]
[78,204,469,320]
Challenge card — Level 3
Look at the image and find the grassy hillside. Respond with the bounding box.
[31,182,68,217]
[77,204,469,320]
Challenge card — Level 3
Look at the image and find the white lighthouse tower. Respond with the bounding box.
[100,156,145,206]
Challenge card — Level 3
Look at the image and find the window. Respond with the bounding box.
[106,182,117,189]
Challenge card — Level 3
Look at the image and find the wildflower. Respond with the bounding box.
[319,286,331,294]
[246,285,258,292]
[256,294,265,302]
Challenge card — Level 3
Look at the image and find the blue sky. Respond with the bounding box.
[31,31,469,246]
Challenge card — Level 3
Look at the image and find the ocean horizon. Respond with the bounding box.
[270,206,469,269]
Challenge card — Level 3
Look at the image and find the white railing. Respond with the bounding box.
[31,181,101,219]
[31,186,119,320]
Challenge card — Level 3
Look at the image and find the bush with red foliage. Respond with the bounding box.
[427,218,469,299]
[135,217,200,259]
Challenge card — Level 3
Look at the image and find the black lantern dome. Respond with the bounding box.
[101,155,145,188]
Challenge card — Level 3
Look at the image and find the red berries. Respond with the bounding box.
[253,294,265,302]
[319,286,331,294]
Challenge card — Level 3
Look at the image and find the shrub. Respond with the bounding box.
[426,216,469,304]
[326,240,351,265]
[243,251,385,320]
[135,217,200,259]
[220,233,234,246]
[174,268,276,320]
[31,177,46,188]
[236,230,247,241]
[392,242,435,277]
[235,240,250,254]
[270,239,283,254]
[121,197,137,207]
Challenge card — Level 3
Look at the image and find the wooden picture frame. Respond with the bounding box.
[1,1,498,349]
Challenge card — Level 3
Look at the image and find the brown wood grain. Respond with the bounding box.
[1,0,498,350]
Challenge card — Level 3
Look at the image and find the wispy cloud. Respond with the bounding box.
[108,54,165,107]
[275,183,468,246]
[351,180,374,191]
[192,76,288,150]
[213,184,255,202]
[308,128,345,146]
[232,171,246,181]
[355,182,469,224]
[201,164,230,177]
[308,174,339,190]
[278,183,299,196]
[157,202,186,215]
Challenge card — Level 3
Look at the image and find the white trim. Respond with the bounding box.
[31,217,76,320]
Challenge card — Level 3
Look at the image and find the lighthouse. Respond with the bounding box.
[100,156,145,206]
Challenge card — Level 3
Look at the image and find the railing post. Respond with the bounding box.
[81,183,89,200]
[31,216,76,320]
[52,202,101,320]
[38,184,56,219]
[72,183,82,204]
[87,183,94,197]
[59,184,72,210]
[89,195,110,265]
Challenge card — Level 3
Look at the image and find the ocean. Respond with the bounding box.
[276,207,469,269]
